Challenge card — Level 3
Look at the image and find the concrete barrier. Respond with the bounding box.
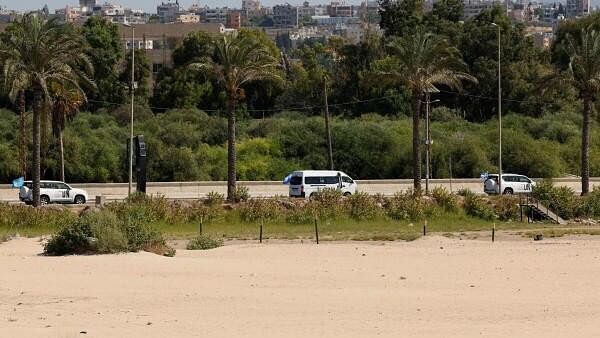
[1,177,599,203]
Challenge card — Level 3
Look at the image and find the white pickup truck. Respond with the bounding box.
[19,180,89,205]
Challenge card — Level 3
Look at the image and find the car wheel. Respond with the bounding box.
[503,188,514,195]
[40,195,50,205]
[74,195,86,204]
[343,192,351,197]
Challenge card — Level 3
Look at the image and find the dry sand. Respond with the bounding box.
[1,236,600,337]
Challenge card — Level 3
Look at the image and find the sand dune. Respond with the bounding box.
[1,236,600,337]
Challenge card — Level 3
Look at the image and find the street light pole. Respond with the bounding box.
[425,95,440,196]
[124,23,135,196]
[492,23,502,195]
[425,93,430,195]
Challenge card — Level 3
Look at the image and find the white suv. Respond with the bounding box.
[19,180,89,205]
[484,174,536,195]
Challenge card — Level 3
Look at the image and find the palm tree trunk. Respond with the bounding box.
[18,91,27,179]
[412,91,422,194]
[227,95,237,202]
[581,97,592,195]
[32,89,42,207]
[59,130,65,182]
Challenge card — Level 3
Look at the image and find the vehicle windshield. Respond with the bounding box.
[290,176,302,185]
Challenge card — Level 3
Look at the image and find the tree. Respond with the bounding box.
[190,34,282,201]
[82,16,123,109]
[550,27,600,194]
[120,49,152,105]
[0,15,93,206]
[50,83,85,182]
[375,29,476,193]
[431,0,464,22]
[378,0,424,37]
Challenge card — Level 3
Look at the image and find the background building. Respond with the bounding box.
[273,4,299,27]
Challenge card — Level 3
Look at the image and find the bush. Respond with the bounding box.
[463,193,496,220]
[186,234,224,250]
[231,186,250,203]
[532,180,578,219]
[431,187,458,211]
[44,209,172,256]
[205,191,225,206]
[493,196,519,221]
[384,191,436,221]
[580,188,600,218]
[44,221,94,256]
[346,192,381,220]
[312,188,345,220]
[0,204,76,231]
[239,198,282,222]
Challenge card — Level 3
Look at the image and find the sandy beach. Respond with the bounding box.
[1,236,600,337]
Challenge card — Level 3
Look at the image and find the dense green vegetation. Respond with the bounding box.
[0,107,596,183]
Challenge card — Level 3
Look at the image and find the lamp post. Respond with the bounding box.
[124,23,135,196]
[425,94,440,195]
[491,22,502,195]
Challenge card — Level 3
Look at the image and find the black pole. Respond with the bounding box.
[423,220,427,236]
[314,217,319,244]
[199,216,203,235]
[259,224,263,243]
[492,223,495,242]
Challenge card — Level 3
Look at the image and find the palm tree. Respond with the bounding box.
[562,27,600,195]
[376,29,476,193]
[1,15,93,206]
[190,34,282,201]
[50,82,85,182]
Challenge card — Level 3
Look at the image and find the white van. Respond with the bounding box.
[289,170,358,198]
[484,174,536,195]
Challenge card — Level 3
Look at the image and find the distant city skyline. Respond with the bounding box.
[1,0,366,12]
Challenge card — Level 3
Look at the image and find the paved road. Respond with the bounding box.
[1,177,597,203]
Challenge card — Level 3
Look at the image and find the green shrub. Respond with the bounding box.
[312,188,345,220]
[239,198,282,222]
[205,191,225,206]
[44,222,94,256]
[464,194,496,220]
[346,192,381,220]
[532,180,578,219]
[285,205,315,224]
[431,187,458,211]
[493,196,519,221]
[0,204,76,231]
[186,234,224,250]
[44,209,171,256]
[384,191,436,221]
[580,188,600,218]
[231,186,250,203]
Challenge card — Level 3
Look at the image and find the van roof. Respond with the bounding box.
[292,170,350,177]
[23,180,65,183]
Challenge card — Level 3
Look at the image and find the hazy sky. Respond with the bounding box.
[2,1,365,12]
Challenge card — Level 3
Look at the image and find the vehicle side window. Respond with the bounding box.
[518,176,530,183]
[46,183,58,189]
[324,176,339,184]
[305,176,339,184]
[342,176,353,184]
[290,176,302,185]
[56,183,69,189]
[305,177,321,184]
[504,176,516,182]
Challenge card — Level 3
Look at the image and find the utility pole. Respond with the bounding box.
[324,77,334,170]
[492,22,502,195]
[124,23,136,196]
[425,93,430,195]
